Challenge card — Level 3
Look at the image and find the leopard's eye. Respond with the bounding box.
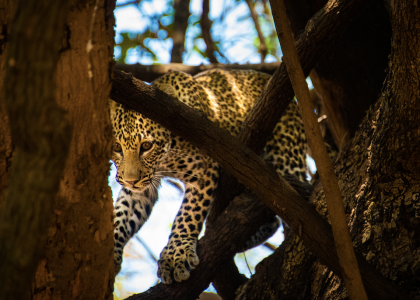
[141,141,153,151]
[113,143,122,153]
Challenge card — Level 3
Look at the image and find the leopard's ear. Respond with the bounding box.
[156,84,176,97]
[108,99,119,121]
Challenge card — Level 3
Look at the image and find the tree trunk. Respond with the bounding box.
[0,0,14,207]
[0,0,116,299]
[236,1,420,298]
[31,1,116,299]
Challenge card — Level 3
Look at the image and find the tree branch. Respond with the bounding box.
[200,0,218,63]
[115,0,141,8]
[110,70,408,300]
[171,0,190,63]
[245,0,268,62]
[114,62,281,82]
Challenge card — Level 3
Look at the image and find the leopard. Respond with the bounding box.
[109,69,307,284]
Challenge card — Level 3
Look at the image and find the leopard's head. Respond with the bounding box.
[109,99,171,192]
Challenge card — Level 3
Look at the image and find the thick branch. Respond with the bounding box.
[0,0,71,299]
[114,62,281,82]
[110,70,408,300]
[271,0,367,298]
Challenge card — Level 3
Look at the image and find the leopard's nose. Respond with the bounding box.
[126,181,136,185]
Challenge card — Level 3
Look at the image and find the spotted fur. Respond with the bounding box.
[110,69,307,284]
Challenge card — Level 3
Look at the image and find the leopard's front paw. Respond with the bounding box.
[157,237,199,284]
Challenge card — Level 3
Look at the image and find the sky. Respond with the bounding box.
[114,0,281,65]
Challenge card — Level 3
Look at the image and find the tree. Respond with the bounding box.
[1,0,419,300]
[0,0,115,299]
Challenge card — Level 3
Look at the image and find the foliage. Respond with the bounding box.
[115,0,280,65]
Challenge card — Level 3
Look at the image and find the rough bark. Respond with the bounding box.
[114,62,281,82]
[284,0,391,147]
[0,0,14,207]
[111,70,406,300]
[237,1,420,298]
[29,1,116,299]
[0,1,71,299]
[171,0,190,63]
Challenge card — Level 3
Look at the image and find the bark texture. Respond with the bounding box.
[0,0,14,207]
[30,1,116,299]
[0,0,71,299]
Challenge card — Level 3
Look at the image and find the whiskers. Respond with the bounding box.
[149,176,161,202]
[153,173,201,196]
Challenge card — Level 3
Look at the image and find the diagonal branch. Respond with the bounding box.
[200,0,218,63]
[114,62,280,82]
[245,0,268,62]
[271,0,367,298]
[110,70,407,300]
[171,0,191,63]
